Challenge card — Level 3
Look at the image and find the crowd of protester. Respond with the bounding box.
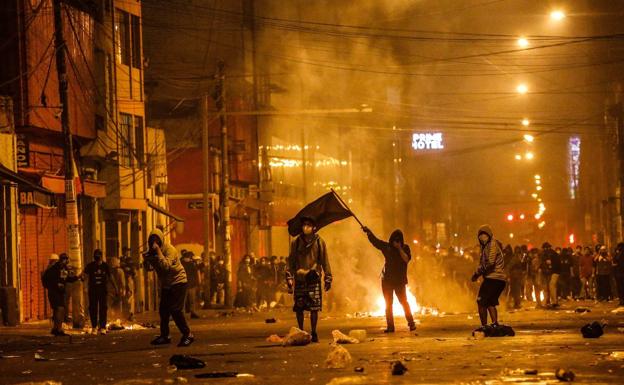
[441,241,624,309]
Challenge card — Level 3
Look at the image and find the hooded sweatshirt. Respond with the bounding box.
[367,229,411,286]
[145,228,187,288]
[475,225,506,281]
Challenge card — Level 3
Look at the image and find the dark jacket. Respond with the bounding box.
[181,259,200,288]
[367,229,411,286]
[287,234,332,284]
[42,262,78,294]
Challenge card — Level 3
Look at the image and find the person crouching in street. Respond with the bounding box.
[471,225,506,328]
[286,217,332,343]
[41,253,79,336]
[363,227,416,333]
[144,228,194,347]
[83,249,115,335]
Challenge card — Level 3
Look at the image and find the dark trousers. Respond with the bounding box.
[381,280,415,329]
[88,288,108,329]
[160,283,191,337]
[596,275,611,301]
[510,272,523,308]
[48,290,65,332]
[615,272,624,305]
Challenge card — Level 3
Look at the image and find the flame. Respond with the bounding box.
[371,286,439,317]
[531,288,545,302]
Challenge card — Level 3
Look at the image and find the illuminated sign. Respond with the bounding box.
[412,132,444,151]
[568,136,580,199]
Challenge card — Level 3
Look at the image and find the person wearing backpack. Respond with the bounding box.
[41,253,79,336]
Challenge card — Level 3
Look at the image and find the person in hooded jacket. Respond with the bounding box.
[471,225,506,327]
[41,253,79,336]
[144,228,194,347]
[363,226,416,333]
[286,217,332,343]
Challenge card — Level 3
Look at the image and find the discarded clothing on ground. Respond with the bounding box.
[332,329,359,344]
[282,327,312,346]
[391,361,408,375]
[555,368,575,382]
[169,355,206,370]
[471,324,515,337]
[580,321,604,338]
[325,343,352,369]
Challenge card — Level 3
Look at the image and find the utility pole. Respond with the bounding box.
[214,60,232,307]
[202,94,211,297]
[53,0,84,326]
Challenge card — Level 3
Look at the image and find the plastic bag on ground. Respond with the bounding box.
[581,321,604,338]
[325,343,352,369]
[169,354,206,370]
[348,330,367,342]
[282,327,311,346]
[332,330,359,344]
[266,334,284,343]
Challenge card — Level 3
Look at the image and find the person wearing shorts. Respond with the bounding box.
[472,225,506,327]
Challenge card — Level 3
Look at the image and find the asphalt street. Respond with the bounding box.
[1,300,624,385]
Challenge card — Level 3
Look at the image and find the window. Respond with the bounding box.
[131,14,141,69]
[134,115,144,167]
[119,113,133,167]
[114,9,130,65]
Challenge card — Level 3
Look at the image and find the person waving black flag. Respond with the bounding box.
[287,190,355,237]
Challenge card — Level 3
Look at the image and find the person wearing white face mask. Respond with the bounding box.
[286,217,332,343]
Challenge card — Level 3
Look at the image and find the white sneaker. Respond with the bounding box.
[99,328,107,335]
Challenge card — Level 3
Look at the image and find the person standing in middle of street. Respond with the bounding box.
[363,226,416,333]
[471,225,506,327]
[286,217,332,343]
[83,249,115,335]
[181,251,200,319]
[144,228,194,347]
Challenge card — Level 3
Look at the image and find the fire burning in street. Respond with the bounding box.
[371,287,439,317]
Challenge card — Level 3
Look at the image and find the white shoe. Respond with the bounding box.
[99,328,107,335]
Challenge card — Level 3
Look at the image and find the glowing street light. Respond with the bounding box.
[517,37,529,48]
[519,214,525,220]
[550,10,566,21]
[517,83,528,94]
[523,134,534,143]
[522,119,530,127]
[515,154,522,160]
[536,185,542,191]
[531,193,538,199]
[506,214,514,221]
[535,179,541,185]
[538,221,546,229]
[525,151,534,160]
[534,174,541,180]
[535,213,541,220]
[509,233,514,239]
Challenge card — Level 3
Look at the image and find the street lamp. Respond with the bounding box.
[517,37,529,48]
[517,84,528,94]
[524,134,534,143]
[515,154,522,160]
[522,119,530,127]
[550,10,565,21]
[525,151,534,160]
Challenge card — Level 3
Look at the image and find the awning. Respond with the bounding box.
[148,200,184,222]
[23,172,106,198]
[0,163,54,195]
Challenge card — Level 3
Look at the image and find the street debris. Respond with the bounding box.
[108,319,125,331]
[332,330,359,344]
[195,372,254,378]
[1,355,21,359]
[35,352,51,361]
[611,306,624,314]
[354,366,365,373]
[169,354,206,370]
[607,351,624,361]
[574,307,591,313]
[265,318,277,323]
[282,327,312,346]
[266,334,284,343]
[391,360,408,375]
[326,376,367,385]
[471,324,515,337]
[581,321,604,338]
[325,344,352,369]
[167,365,178,374]
[555,368,575,382]
[348,330,367,342]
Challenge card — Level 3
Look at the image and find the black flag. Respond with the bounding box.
[287,190,353,236]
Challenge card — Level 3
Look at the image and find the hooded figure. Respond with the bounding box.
[363,226,416,333]
[41,253,78,336]
[144,228,194,347]
[472,225,506,327]
[286,217,332,343]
